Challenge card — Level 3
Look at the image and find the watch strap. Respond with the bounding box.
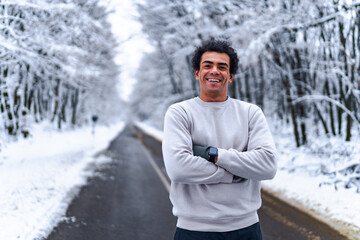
[209,154,216,163]
[208,147,218,163]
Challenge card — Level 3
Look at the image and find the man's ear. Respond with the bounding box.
[195,70,200,80]
[229,74,234,83]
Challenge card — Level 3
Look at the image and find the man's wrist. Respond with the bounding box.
[233,175,243,183]
[208,155,218,163]
[208,147,218,163]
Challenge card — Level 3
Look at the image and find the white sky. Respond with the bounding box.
[106,0,153,101]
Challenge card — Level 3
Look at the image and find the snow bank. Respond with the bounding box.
[135,121,360,240]
[0,121,125,240]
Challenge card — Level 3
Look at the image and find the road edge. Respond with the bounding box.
[261,186,359,240]
[134,121,359,240]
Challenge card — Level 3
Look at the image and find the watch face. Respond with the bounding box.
[209,147,218,156]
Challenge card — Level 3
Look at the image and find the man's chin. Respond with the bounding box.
[205,88,222,94]
[205,82,222,90]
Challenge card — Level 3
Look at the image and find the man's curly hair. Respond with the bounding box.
[191,39,239,75]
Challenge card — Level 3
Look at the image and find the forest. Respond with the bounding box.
[1,0,359,191]
[132,0,360,148]
[0,0,120,139]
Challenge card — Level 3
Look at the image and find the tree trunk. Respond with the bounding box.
[257,57,265,109]
[244,70,252,103]
[314,103,329,134]
[186,54,197,97]
[71,89,79,125]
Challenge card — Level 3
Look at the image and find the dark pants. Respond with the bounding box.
[174,222,262,240]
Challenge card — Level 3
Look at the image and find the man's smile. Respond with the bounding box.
[207,79,221,82]
[205,76,222,83]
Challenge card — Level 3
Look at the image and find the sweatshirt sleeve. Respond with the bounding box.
[162,105,233,184]
[215,106,278,181]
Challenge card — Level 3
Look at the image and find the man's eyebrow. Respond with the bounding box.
[201,60,229,67]
[218,62,229,67]
[201,60,214,65]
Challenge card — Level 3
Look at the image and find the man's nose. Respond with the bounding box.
[209,66,220,74]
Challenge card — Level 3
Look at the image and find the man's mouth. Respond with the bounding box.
[206,78,221,83]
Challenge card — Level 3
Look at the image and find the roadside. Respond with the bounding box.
[47,124,176,240]
[135,121,360,240]
[0,121,125,240]
[136,123,347,240]
[1,120,358,240]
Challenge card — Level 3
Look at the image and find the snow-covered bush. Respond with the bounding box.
[305,137,360,193]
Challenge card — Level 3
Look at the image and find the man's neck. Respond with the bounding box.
[199,95,228,102]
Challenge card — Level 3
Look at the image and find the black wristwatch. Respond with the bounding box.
[208,147,218,163]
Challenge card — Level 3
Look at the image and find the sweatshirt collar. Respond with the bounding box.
[194,96,231,108]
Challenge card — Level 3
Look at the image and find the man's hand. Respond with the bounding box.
[192,144,210,160]
[233,175,244,183]
[193,145,243,180]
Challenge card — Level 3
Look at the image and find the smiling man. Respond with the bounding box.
[196,51,233,102]
[162,39,278,240]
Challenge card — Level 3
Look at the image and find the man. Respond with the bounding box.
[162,39,277,240]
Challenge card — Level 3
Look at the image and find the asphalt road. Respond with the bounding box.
[47,124,348,240]
[47,124,176,240]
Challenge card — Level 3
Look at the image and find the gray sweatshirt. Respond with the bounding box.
[162,96,277,232]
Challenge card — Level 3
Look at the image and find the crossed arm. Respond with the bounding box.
[192,144,244,182]
[162,106,277,185]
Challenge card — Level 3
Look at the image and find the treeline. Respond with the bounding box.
[0,0,120,138]
[132,0,360,146]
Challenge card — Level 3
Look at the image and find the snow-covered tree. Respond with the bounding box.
[133,0,360,145]
[0,0,120,137]
[132,0,360,192]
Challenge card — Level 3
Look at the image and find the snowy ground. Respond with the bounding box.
[0,120,358,240]
[135,121,360,240]
[0,121,125,240]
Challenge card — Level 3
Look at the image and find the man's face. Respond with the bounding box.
[195,51,234,102]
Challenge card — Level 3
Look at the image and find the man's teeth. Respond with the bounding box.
[208,79,220,82]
